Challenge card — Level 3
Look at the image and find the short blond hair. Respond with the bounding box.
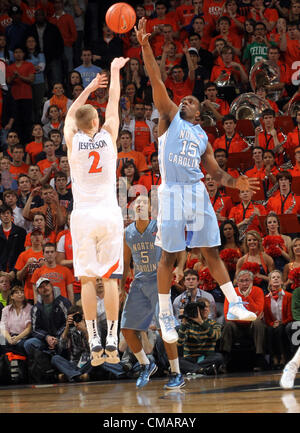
[75,104,98,131]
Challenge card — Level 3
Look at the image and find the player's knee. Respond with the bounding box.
[159,251,177,268]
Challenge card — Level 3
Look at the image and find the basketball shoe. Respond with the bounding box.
[105,334,120,364]
[164,373,185,390]
[89,337,104,366]
[159,311,178,344]
[136,362,158,388]
[227,296,257,321]
[280,361,299,390]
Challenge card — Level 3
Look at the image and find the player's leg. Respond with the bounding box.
[103,277,120,363]
[157,250,179,344]
[198,246,256,321]
[280,346,300,389]
[162,339,185,390]
[80,276,104,366]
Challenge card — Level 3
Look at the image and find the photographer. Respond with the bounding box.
[177,298,224,375]
[50,305,91,382]
[173,270,217,322]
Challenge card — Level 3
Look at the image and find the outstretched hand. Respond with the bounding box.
[86,73,109,93]
[134,17,151,46]
[236,175,260,193]
[111,56,130,71]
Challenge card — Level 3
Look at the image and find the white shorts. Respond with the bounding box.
[71,204,124,279]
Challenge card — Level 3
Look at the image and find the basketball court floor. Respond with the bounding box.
[0,370,299,414]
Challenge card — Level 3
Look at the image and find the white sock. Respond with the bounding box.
[159,293,171,313]
[107,319,118,338]
[135,349,150,366]
[220,281,239,304]
[169,358,180,374]
[291,347,300,367]
[86,319,99,342]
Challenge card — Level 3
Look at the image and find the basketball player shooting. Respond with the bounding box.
[135,18,260,353]
[64,57,129,366]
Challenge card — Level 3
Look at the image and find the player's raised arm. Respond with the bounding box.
[135,17,178,120]
[102,57,129,148]
[64,73,108,150]
[202,141,260,193]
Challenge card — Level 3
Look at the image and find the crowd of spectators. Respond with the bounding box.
[0,0,300,385]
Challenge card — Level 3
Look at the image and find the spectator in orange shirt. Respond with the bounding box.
[220,269,266,371]
[266,171,300,215]
[286,111,300,155]
[154,23,184,58]
[247,0,278,32]
[23,183,67,233]
[212,114,248,153]
[229,189,266,235]
[31,242,74,304]
[279,21,300,73]
[138,151,162,193]
[245,146,265,179]
[9,145,29,180]
[25,123,44,165]
[209,16,242,57]
[24,211,56,249]
[49,0,77,73]
[254,109,287,165]
[204,173,233,224]
[15,227,44,302]
[214,148,240,179]
[223,0,245,40]
[122,102,152,153]
[267,45,290,96]
[161,47,195,106]
[116,130,148,178]
[288,145,300,177]
[255,85,279,116]
[201,81,230,123]
[37,139,60,182]
[122,57,148,100]
[143,123,159,164]
[124,29,142,62]
[6,46,35,144]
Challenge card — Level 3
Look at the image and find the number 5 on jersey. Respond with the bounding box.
[88,151,102,173]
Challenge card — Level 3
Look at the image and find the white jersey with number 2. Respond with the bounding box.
[69,128,118,208]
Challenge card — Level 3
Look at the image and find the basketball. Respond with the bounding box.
[105,2,136,34]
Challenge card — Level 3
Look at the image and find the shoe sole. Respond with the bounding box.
[105,349,120,364]
[161,333,178,344]
[164,380,186,390]
[91,348,105,367]
[136,365,158,389]
[227,313,256,321]
[279,379,294,390]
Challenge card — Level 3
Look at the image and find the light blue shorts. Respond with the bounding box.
[155,181,220,253]
[120,277,159,331]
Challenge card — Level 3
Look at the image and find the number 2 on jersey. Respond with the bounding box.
[88,151,102,173]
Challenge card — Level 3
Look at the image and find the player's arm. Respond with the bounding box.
[64,73,109,151]
[202,141,260,192]
[120,237,132,294]
[102,57,129,149]
[135,17,178,121]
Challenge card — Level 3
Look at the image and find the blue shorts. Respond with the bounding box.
[155,182,220,253]
[120,277,159,331]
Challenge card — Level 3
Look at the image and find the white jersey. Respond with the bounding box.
[69,128,118,208]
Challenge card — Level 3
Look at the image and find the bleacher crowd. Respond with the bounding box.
[0,0,300,385]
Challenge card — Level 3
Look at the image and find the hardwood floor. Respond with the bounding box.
[0,371,299,414]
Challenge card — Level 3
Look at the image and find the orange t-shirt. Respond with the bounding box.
[143,141,158,164]
[209,33,242,52]
[37,158,60,176]
[212,133,248,153]
[9,163,29,180]
[133,121,151,153]
[31,264,74,299]
[138,171,162,192]
[6,61,35,100]
[25,141,44,165]
[25,231,57,248]
[266,192,300,215]
[117,150,148,177]
[229,201,267,234]
[15,248,44,300]
[164,76,195,106]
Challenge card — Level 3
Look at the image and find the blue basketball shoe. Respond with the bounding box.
[164,373,185,390]
[136,362,158,388]
[227,296,257,321]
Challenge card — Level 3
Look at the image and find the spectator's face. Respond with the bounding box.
[262,114,274,129]
[13,48,24,61]
[215,40,225,52]
[256,87,266,99]
[28,165,41,180]
[4,193,17,207]
[292,239,300,256]
[189,35,201,48]
[42,188,54,204]
[239,189,252,202]
[49,133,62,147]
[0,158,10,171]
[35,9,46,24]
[33,215,45,230]
[43,247,56,264]
[214,151,227,167]
[219,20,229,33]
[12,148,24,163]
[135,6,146,18]
[171,67,184,82]
[184,274,199,291]
[125,84,136,98]
[0,36,6,48]
[0,210,12,225]
[263,152,275,167]
[72,85,83,99]
[292,2,300,14]
[151,156,159,172]
[144,105,152,120]
[152,125,158,141]
[120,134,132,150]
[266,215,279,233]
[11,289,25,303]
[252,148,263,162]
[269,271,282,291]
[130,58,139,71]
[246,234,259,250]
[134,104,145,120]
[7,132,19,146]
[254,25,266,40]
[268,49,279,62]
[52,84,64,96]
[31,232,43,246]
[156,4,166,17]
[223,223,234,239]
[55,176,67,189]
[163,26,173,40]
[237,274,253,292]
[295,147,300,162]
[278,177,291,194]
[59,157,70,171]
[26,36,36,51]
[32,124,43,138]
[245,20,254,34]
[70,72,81,85]
[226,1,237,13]
[54,0,63,11]
[288,25,298,39]
[44,141,55,156]
[223,119,236,135]
[123,164,135,178]
[205,173,217,190]
[205,86,217,100]
[81,50,92,64]
[38,281,53,297]
[49,106,60,119]
[0,276,11,293]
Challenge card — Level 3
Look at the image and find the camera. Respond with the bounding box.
[179,301,206,320]
[73,313,83,323]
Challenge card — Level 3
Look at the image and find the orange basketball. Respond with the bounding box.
[105,2,136,34]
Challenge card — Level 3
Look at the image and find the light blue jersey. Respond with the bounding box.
[125,219,161,280]
[158,111,208,184]
[121,220,161,331]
